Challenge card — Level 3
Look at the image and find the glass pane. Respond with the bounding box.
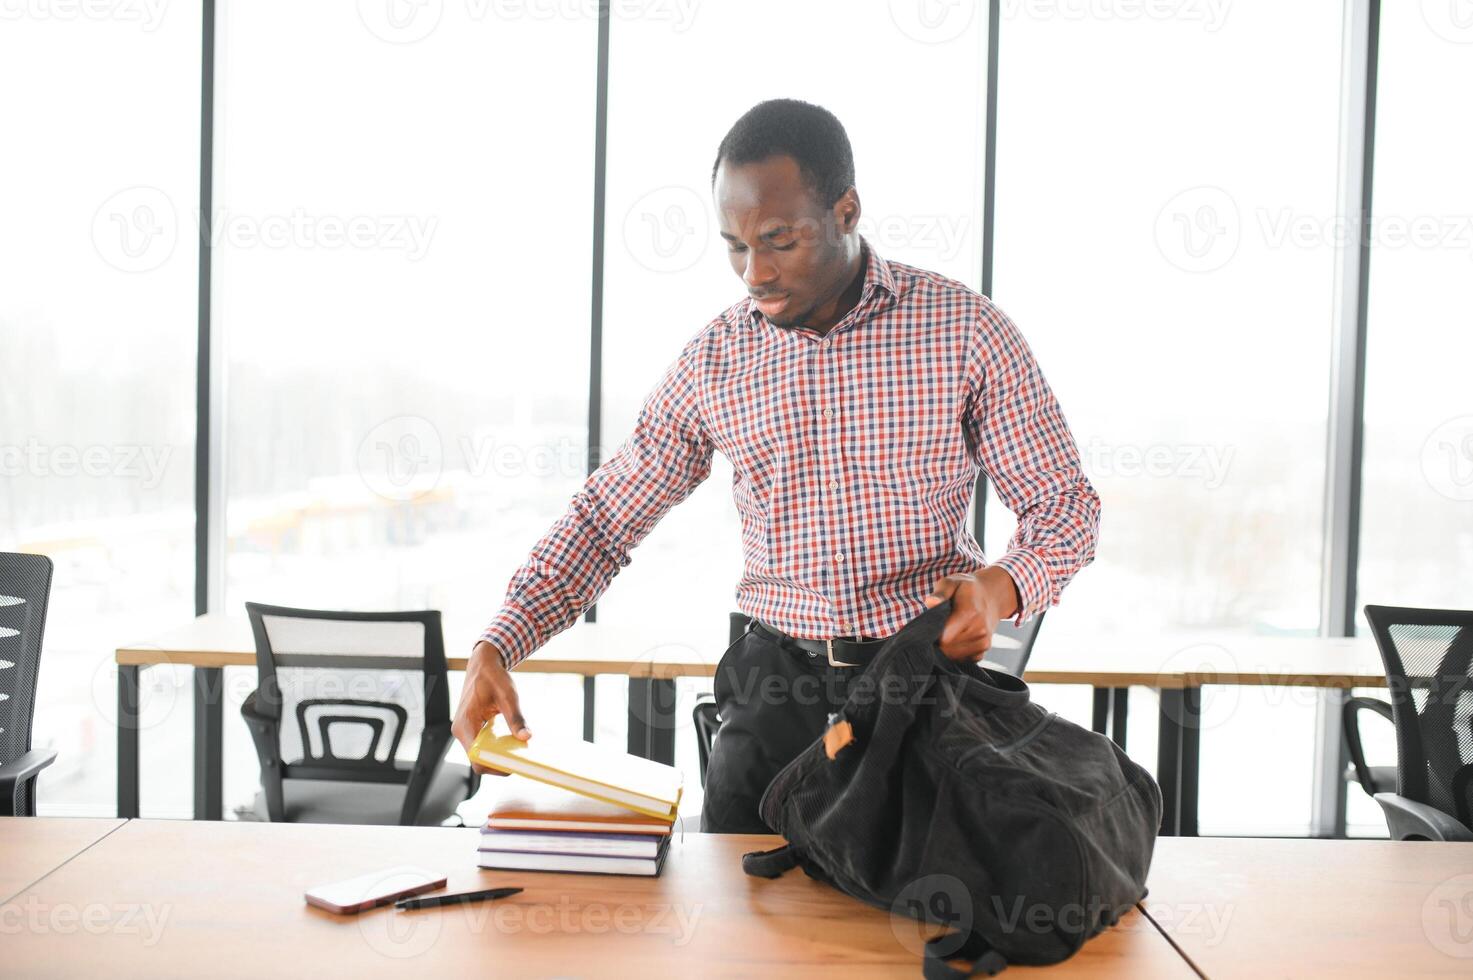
[986,2,1343,834]
[0,10,200,816]
[598,0,991,643]
[215,2,596,815]
[1358,5,1473,616]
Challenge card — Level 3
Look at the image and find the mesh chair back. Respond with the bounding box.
[986,610,1046,678]
[0,553,53,770]
[1363,605,1473,830]
[245,604,449,780]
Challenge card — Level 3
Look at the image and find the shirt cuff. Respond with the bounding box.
[478,606,538,671]
[988,549,1051,627]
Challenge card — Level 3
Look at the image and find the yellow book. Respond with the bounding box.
[468,724,683,822]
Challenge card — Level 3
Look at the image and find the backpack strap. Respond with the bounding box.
[922,931,1008,979]
[741,843,801,879]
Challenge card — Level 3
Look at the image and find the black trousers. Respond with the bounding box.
[700,623,864,834]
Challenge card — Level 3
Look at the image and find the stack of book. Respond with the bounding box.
[468,725,683,876]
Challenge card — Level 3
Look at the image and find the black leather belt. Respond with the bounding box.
[750,619,889,668]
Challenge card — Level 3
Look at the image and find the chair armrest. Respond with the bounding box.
[1374,792,1473,842]
[399,722,454,826]
[1342,696,1393,798]
[240,691,288,822]
[0,747,59,816]
[240,691,280,766]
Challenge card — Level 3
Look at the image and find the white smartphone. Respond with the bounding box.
[304,866,448,914]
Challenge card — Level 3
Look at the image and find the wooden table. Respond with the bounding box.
[117,615,1388,838]
[1036,630,1388,837]
[0,818,1192,978]
[1142,836,1473,975]
[114,615,720,821]
[0,817,125,903]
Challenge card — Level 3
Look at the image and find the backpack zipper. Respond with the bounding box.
[960,711,1056,765]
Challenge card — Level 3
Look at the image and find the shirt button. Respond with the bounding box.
[822,408,834,419]
[834,552,845,563]
[827,479,839,491]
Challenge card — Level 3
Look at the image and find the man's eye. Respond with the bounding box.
[727,243,747,253]
[771,241,796,251]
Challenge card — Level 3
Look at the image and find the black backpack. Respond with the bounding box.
[742,599,1162,978]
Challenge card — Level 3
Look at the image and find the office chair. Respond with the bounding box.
[240,602,479,825]
[1342,695,1396,797]
[0,553,57,817]
[692,609,1047,789]
[1361,604,1473,841]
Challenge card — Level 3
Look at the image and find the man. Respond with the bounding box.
[452,98,1100,833]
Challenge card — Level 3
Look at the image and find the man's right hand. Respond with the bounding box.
[453,640,532,776]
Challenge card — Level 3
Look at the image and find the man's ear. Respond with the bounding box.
[832,187,861,235]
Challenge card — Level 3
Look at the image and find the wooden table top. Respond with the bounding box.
[1142,836,1473,977]
[0,817,125,903]
[0,819,1190,978]
[117,613,1391,689]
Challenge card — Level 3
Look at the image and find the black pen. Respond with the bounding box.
[396,886,523,911]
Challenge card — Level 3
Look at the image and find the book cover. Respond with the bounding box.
[469,725,683,821]
[477,835,672,877]
[488,778,674,835]
[478,828,664,858]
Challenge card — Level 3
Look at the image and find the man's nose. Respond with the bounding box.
[743,250,779,290]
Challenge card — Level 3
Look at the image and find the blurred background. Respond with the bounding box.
[1,0,1468,836]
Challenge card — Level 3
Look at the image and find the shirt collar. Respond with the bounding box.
[744,233,897,327]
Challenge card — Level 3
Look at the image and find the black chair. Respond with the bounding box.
[692,609,1047,788]
[985,609,1047,679]
[1343,695,1396,798]
[240,602,479,825]
[0,553,56,816]
[1361,604,1473,841]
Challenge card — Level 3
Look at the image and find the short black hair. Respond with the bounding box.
[711,98,856,209]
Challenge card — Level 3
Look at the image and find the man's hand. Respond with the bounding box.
[453,641,532,776]
[923,567,1021,663]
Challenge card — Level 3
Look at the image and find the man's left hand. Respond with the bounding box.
[923,567,1021,663]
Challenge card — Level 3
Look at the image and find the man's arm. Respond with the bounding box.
[925,301,1099,663]
[479,340,715,670]
[454,339,715,764]
[963,299,1101,627]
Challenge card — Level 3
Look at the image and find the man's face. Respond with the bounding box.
[714,154,858,331]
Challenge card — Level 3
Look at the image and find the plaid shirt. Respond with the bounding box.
[482,235,1100,669]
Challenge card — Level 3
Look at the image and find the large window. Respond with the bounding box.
[598,1,991,638]
[214,1,597,816]
[597,4,992,813]
[11,2,1461,832]
[985,2,1343,834]
[1348,3,1473,836]
[1358,4,1473,614]
[0,9,201,815]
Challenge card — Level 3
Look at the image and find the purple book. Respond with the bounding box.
[478,828,669,859]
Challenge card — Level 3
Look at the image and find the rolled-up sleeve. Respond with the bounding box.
[963,300,1101,626]
[479,338,714,669]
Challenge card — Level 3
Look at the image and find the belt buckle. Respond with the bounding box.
[826,637,857,668]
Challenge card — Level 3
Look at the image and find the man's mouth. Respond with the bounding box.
[753,294,790,317]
